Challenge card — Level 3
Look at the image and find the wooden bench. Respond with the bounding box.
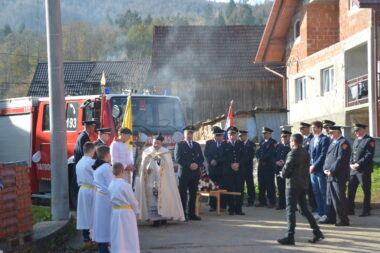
[195,190,241,216]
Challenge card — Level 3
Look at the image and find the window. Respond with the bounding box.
[350,0,358,9]
[295,77,307,102]
[322,67,335,93]
[294,19,300,41]
[42,104,50,131]
[66,102,79,131]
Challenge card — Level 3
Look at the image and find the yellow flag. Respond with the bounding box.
[122,94,133,147]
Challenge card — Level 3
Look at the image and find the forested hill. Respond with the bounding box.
[0,0,228,31]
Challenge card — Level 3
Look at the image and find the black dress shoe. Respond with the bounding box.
[188,215,202,221]
[359,212,370,217]
[235,211,245,215]
[335,222,349,226]
[277,237,295,245]
[309,230,324,243]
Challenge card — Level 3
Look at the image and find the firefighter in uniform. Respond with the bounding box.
[348,123,376,217]
[255,127,277,208]
[93,128,111,159]
[274,128,292,210]
[239,130,256,207]
[322,120,336,137]
[320,126,351,226]
[299,122,317,212]
[220,126,245,215]
[204,126,225,211]
[175,125,204,221]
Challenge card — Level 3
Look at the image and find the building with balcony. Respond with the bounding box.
[255,0,380,138]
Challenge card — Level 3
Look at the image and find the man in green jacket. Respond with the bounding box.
[277,134,324,245]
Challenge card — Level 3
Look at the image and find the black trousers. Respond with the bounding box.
[224,169,244,213]
[326,179,349,224]
[307,175,317,210]
[82,229,91,242]
[286,188,320,237]
[244,167,255,204]
[276,175,286,208]
[347,172,372,213]
[209,172,226,209]
[258,166,276,205]
[178,171,200,217]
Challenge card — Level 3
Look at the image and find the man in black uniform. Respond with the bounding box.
[322,120,336,135]
[239,130,256,207]
[74,120,97,163]
[220,126,245,215]
[348,123,375,217]
[299,122,317,212]
[204,126,225,211]
[274,128,291,210]
[175,125,204,221]
[320,126,351,226]
[255,127,277,208]
[277,134,324,245]
[93,128,111,159]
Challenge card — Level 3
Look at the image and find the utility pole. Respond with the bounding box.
[45,0,69,220]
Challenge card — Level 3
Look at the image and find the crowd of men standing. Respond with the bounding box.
[180,120,375,227]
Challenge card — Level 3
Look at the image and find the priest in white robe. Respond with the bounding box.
[136,134,185,226]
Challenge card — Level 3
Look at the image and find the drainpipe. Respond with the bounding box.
[264,65,287,109]
[372,9,379,137]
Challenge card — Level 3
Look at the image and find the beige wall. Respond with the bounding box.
[287,29,371,127]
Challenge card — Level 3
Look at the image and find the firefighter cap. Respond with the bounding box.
[262,127,273,134]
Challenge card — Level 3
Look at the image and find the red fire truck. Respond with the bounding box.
[0,93,186,207]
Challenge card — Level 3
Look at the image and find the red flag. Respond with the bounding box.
[101,98,116,146]
[224,100,234,140]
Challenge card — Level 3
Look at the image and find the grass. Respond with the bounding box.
[31,205,52,225]
[355,163,380,206]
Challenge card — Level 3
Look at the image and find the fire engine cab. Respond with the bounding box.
[0,93,186,207]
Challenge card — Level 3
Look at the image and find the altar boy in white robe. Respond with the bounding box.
[110,127,135,184]
[92,146,113,253]
[109,162,140,253]
[136,134,185,226]
[76,141,96,243]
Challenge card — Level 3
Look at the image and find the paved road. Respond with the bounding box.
[139,203,380,253]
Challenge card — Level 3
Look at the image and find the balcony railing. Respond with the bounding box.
[346,74,368,107]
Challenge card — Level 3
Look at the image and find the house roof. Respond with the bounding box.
[255,0,299,64]
[28,61,151,97]
[149,25,279,82]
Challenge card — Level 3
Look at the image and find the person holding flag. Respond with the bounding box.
[110,94,135,184]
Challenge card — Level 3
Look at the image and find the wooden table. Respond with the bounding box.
[196,190,241,216]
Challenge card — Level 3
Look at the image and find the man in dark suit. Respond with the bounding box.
[320,126,351,226]
[277,134,324,245]
[239,130,256,207]
[309,121,330,221]
[348,123,375,217]
[255,127,277,208]
[93,128,111,159]
[300,122,317,212]
[204,126,225,211]
[220,126,246,215]
[74,120,97,163]
[274,128,291,210]
[175,125,204,221]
